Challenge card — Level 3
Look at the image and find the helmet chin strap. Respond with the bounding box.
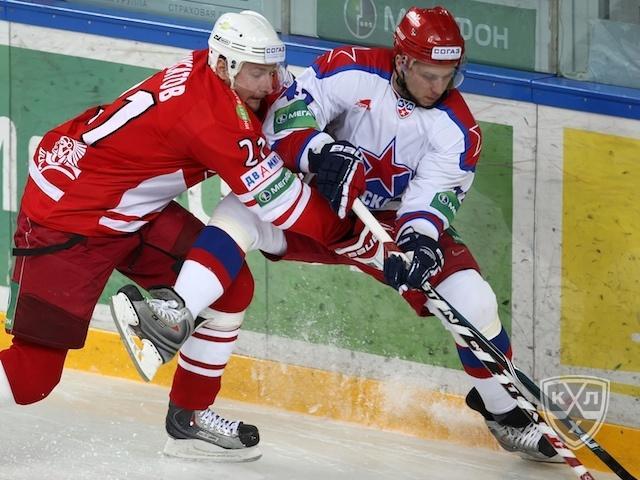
[393,62,420,105]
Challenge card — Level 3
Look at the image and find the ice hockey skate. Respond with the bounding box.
[164,403,261,462]
[110,285,195,381]
[465,388,562,463]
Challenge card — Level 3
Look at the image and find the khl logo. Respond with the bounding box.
[540,375,610,449]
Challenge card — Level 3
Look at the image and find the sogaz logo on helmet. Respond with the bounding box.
[344,0,377,39]
[265,45,286,63]
[265,45,286,56]
[432,46,462,61]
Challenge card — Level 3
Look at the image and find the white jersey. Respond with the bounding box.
[264,46,482,240]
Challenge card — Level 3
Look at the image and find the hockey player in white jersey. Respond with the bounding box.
[112,6,560,463]
[249,6,559,462]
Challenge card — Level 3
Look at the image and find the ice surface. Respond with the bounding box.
[1,370,613,480]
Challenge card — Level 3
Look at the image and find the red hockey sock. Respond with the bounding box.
[0,337,68,405]
[169,364,222,411]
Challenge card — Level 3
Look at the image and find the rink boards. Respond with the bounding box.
[0,21,638,476]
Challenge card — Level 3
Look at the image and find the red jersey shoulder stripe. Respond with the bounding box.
[312,46,393,80]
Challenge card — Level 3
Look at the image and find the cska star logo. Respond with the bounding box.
[360,138,413,209]
[396,98,415,118]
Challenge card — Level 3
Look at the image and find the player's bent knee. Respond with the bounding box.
[209,195,286,254]
[0,337,67,405]
[435,269,500,336]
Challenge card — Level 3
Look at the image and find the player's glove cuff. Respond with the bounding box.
[308,141,366,219]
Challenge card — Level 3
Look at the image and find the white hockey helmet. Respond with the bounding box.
[208,10,286,87]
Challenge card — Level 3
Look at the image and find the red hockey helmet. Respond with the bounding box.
[393,6,464,67]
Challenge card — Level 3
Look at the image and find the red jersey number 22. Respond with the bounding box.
[238,137,268,167]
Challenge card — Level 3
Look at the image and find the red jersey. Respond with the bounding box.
[22,49,345,244]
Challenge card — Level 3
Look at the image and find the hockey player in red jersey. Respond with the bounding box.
[1,10,365,461]
[111,6,559,464]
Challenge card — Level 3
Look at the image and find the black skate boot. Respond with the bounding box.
[466,387,562,462]
[110,285,195,381]
[164,402,261,461]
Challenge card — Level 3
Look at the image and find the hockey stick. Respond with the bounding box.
[351,199,611,480]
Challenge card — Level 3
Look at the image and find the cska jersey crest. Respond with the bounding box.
[360,138,412,209]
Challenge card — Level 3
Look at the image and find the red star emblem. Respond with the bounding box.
[326,46,370,63]
[360,138,412,198]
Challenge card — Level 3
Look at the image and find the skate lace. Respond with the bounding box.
[199,409,240,436]
[147,298,188,326]
[502,422,542,451]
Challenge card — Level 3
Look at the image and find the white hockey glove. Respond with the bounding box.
[308,141,366,219]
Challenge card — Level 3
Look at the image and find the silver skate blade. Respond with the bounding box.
[110,292,163,382]
[163,438,262,462]
[517,451,564,463]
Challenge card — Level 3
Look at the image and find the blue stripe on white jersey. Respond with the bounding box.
[435,103,476,172]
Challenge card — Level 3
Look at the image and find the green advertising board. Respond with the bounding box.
[318,0,537,70]
[1,45,513,370]
[64,0,281,30]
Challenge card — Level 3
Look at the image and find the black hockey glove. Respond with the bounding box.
[308,141,366,219]
[383,228,444,291]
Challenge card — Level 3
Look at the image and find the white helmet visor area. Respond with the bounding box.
[208,11,290,95]
[232,60,290,96]
[452,57,466,88]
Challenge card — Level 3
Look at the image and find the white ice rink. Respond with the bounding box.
[2,370,614,480]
